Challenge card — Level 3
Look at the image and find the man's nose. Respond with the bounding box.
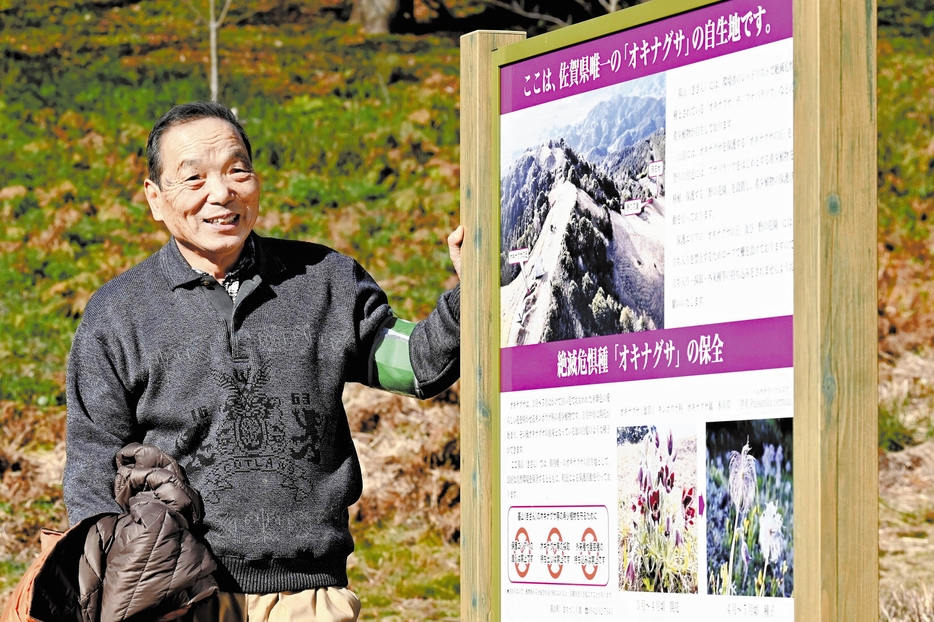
[205,172,233,203]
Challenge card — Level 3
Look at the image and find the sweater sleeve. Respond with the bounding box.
[64,303,142,526]
[408,282,460,399]
[365,283,459,400]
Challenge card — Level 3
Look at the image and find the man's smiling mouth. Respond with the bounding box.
[204,214,239,225]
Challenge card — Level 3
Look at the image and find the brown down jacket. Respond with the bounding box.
[2,443,217,622]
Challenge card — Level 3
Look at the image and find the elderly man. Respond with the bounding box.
[63,101,462,620]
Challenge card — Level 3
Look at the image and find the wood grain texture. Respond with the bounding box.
[792,0,877,620]
[460,30,525,622]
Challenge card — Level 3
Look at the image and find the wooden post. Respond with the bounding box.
[464,0,877,616]
[460,29,525,622]
[793,0,877,619]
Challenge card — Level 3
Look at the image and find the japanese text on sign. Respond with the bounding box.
[556,333,723,378]
[515,5,776,102]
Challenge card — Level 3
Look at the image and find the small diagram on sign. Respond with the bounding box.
[579,527,601,581]
[544,527,570,579]
[512,527,533,578]
[617,424,699,593]
[507,506,610,586]
[706,417,793,598]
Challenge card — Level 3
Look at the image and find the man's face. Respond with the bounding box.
[144,116,259,274]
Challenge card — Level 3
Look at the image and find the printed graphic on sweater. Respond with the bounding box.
[178,365,326,503]
[290,392,325,463]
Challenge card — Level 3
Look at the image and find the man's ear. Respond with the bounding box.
[143,179,165,223]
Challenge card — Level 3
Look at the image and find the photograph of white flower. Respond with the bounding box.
[705,418,793,597]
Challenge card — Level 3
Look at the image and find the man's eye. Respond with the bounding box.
[186,175,202,182]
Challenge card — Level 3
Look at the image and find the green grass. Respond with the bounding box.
[0,559,29,594]
[348,520,460,621]
[0,1,463,405]
[877,33,934,246]
[879,397,919,452]
[1,3,467,609]
[2,0,934,614]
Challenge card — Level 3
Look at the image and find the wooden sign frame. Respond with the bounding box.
[460,0,876,618]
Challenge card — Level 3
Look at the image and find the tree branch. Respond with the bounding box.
[423,0,455,21]
[481,0,571,27]
[215,0,234,28]
[182,0,206,25]
[594,0,621,13]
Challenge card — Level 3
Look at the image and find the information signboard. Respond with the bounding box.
[494,0,795,618]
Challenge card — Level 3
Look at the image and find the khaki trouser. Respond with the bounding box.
[188,588,361,622]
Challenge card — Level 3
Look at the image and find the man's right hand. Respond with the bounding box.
[448,225,464,280]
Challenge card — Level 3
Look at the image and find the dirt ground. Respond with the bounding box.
[880,352,934,601]
[880,441,934,596]
[3,362,932,614]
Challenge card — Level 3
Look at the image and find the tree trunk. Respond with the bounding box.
[210,0,218,101]
[349,0,399,34]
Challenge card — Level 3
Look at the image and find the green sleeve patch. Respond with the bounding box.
[369,317,419,396]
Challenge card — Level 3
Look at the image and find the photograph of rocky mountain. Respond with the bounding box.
[500,74,666,347]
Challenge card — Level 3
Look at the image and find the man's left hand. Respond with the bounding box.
[448,225,464,280]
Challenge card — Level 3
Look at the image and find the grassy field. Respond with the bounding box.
[2,0,934,618]
[0,0,467,407]
[0,0,465,617]
[876,23,934,619]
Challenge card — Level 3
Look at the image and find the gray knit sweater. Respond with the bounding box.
[64,234,460,593]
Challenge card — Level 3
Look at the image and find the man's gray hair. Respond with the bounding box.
[146,101,252,187]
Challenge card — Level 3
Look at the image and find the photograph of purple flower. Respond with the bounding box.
[706,418,793,597]
[617,424,698,592]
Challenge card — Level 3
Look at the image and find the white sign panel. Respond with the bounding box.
[498,0,794,619]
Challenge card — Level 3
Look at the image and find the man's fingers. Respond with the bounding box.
[447,225,464,280]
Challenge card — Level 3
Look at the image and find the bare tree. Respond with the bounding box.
[482,0,624,28]
[184,0,234,101]
[482,0,570,27]
[349,0,399,34]
[348,0,632,35]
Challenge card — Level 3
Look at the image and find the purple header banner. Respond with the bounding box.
[500,0,792,114]
[500,315,792,393]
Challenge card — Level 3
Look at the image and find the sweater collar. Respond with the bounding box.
[160,232,285,290]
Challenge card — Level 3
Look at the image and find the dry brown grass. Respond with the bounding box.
[345,382,462,544]
[883,585,934,622]
[0,386,461,616]
[339,383,464,619]
[0,402,68,602]
[878,244,934,356]
[880,353,934,621]
[8,357,934,620]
